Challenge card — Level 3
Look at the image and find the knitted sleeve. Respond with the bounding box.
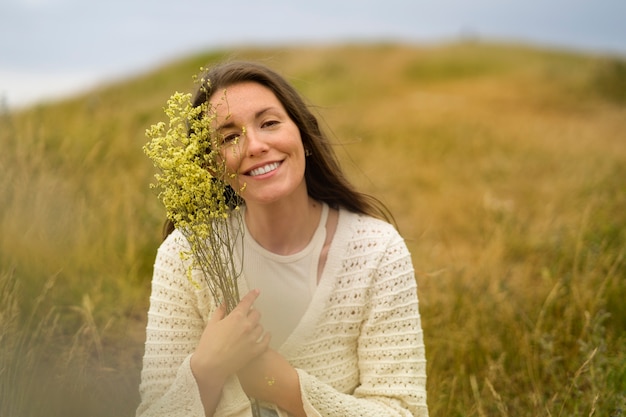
[135,231,252,417]
[297,224,428,417]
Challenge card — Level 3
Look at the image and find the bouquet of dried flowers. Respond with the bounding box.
[143,82,245,313]
[144,76,266,416]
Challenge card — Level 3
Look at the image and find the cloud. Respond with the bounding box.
[0,68,103,108]
[1,0,624,107]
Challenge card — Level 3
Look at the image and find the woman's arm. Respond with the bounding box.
[191,290,270,416]
[296,231,428,417]
[237,349,306,417]
[136,235,210,417]
[136,232,266,417]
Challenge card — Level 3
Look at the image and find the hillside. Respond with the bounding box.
[1,42,625,416]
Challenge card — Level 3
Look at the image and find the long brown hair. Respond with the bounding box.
[162,60,393,239]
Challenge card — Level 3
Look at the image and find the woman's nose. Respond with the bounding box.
[243,128,269,156]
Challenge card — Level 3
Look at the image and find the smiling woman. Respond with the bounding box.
[210,82,309,210]
[136,61,429,417]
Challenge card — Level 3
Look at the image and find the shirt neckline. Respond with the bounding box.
[242,203,329,263]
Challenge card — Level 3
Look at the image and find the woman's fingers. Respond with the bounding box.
[193,289,269,380]
[256,331,271,349]
[209,289,259,325]
[228,290,263,336]
[209,302,227,323]
[234,291,268,348]
[246,305,261,323]
[235,288,260,314]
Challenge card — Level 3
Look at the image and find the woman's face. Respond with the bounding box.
[209,81,307,207]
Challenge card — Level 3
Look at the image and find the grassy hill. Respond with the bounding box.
[1,41,624,416]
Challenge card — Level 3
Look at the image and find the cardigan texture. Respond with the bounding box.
[136,208,428,417]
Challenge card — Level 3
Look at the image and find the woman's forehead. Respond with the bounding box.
[209,82,284,120]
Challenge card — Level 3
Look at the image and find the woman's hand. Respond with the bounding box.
[191,289,271,390]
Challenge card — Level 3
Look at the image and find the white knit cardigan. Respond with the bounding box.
[136,208,429,417]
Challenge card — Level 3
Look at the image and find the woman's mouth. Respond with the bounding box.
[247,162,281,177]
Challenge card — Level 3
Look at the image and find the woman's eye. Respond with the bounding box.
[222,133,240,144]
[262,120,279,128]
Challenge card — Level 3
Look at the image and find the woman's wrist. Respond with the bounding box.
[190,351,228,391]
[190,351,230,417]
[271,366,305,417]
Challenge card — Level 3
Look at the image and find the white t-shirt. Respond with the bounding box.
[241,203,329,349]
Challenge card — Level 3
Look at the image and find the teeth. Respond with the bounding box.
[249,162,280,177]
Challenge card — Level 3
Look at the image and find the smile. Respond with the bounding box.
[247,162,281,177]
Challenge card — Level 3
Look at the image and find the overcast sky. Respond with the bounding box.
[1,0,625,108]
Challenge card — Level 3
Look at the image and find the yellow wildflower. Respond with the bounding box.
[144,84,244,313]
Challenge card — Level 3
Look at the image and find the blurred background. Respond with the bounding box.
[1,0,625,108]
[1,1,625,417]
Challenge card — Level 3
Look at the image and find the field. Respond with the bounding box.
[1,42,625,416]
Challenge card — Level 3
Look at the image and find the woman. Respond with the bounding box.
[136,61,428,417]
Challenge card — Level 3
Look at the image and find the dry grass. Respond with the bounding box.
[1,41,624,416]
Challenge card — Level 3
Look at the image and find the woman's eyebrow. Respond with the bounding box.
[217,120,237,131]
[216,107,279,131]
[254,106,279,119]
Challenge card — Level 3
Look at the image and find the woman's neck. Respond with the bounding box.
[244,197,323,255]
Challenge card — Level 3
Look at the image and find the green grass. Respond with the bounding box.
[1,41,624,416]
